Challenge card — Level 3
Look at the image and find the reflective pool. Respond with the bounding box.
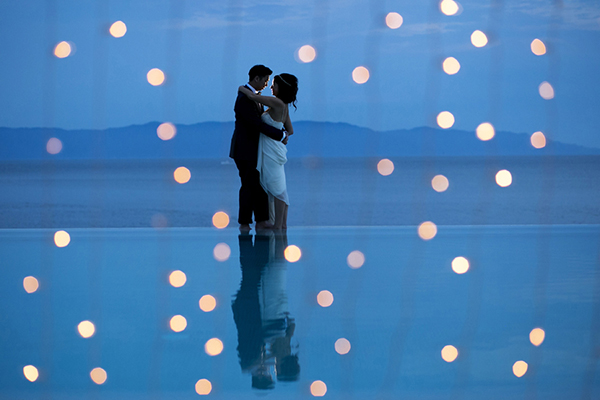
[1,225,599,399]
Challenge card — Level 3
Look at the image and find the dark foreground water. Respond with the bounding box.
[1,225,599,399]
[1,156,599,228]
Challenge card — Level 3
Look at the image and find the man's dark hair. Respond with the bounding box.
[249,65,272,80]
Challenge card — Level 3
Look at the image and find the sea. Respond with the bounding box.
[1,156,599,399]
[1,155,599,228]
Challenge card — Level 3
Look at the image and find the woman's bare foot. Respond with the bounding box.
[255,221,275,230]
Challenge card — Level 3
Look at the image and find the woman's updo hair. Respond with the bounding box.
[274,73,298,110]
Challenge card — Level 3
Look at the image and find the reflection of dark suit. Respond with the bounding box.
[229,91,284,225]
[231,234,270,370]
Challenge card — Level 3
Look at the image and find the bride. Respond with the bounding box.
[239,73,298,230]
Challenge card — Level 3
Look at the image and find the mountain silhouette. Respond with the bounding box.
[1,121,598,160]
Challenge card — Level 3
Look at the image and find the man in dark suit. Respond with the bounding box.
[230,65,288,231]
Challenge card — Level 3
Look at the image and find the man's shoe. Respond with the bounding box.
[255,221,274,230]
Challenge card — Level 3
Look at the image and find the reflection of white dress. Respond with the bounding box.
[257,112,289,223]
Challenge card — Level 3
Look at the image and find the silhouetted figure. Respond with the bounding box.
[231,231,299,390]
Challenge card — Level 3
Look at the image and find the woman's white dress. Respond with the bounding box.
[257,112,289,224]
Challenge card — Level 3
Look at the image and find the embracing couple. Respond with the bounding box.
[229,65,298,231]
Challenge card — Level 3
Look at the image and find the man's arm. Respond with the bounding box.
[236,95,285,141]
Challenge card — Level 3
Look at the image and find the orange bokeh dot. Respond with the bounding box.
[169,270,187,287]
[199,295,217,312]
[317,290,334,307]
[530,131,546,149]
[195,379,212,395]
[385,12,403,29]
[157,122,176,140]
[147,68,165,86]
[90,367,107,384]
[297,45,316,63]
[352,66,370,84]
[109,21,127,38]
[205,338,224,356]
[46,138,63,154]
[174,167,191,184]
[310,380,327,397]
[54,230,70,247]
[284,245,302,262]
[54,41,72,58]
[170,315,187,332]
[23,276,39,293]
[513,360,528,377]
[377,159,394,176]
[418,221,437,240]
[212,212,230,229]
[441,345,458,362]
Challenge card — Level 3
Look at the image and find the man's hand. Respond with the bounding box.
[282,133,289,145]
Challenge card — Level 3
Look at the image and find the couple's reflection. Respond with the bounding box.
[232,231,300,390]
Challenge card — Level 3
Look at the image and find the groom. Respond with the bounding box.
[230,65,288,231]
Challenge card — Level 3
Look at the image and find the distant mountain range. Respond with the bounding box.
[1,121,598,160]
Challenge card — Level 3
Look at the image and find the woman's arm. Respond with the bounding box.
[238,86,285,110]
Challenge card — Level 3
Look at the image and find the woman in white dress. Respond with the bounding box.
[239,74,298,230]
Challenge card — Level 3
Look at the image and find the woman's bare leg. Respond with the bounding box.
[282,204,288,229]
[274,198,286,229]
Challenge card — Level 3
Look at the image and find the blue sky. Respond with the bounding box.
[1,0,599,148]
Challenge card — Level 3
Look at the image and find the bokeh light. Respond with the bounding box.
[377,159,394,176]
[310,380,327,397]
[440,0,459,16]
[441,345,458,362]
[495,170,512,187]
[385,12,403,29]
[418,221,437,240]
[513,360,528,377]
[476,122,495,141]
[539,81,555,100]
[90,368,107,384]
[77,320,96,338]
[531,38,546,56]
[23,276,39,293]
[347,250,365,269]
[335,338,351,355]
[352,66,370,84]
[212,212,230,229]
[471,30,488,47]
[297,45,316,63]
[170,315,187,332]
[46,138,62,154]
[213,243,231,261]
[157,122,176,140]
[431,175,449,192]
[109,21,127,38]
[169,270,187,287]
[437,111,455,129]
[530,131,546,149]
[54,41,72,58]
[199,295,217,312]
[54,230,70,247]
[174,166,191,184]
[205,338,224,356]
[530,328,545,346]
[317,290,334,307]
[23,365,39,382]
[284,245,302,262]
[451,257,470,274]
[442,57,460,75]
[147,68,165,86]
[151,213,168,228]
[195,379,212,395]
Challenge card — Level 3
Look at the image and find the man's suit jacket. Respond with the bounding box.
[229,91,285,164]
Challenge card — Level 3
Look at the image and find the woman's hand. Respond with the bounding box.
[238,86,254,96]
